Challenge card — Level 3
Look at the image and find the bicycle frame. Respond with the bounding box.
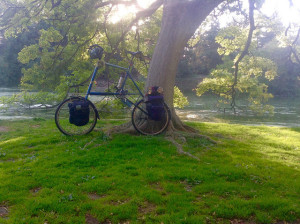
[55,49,171,136]
[84,57,144,106]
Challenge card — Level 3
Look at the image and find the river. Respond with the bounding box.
[0,87,55,120]
[177,94,300,127]
[1,87,300,127]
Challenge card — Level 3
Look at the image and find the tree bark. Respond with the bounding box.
[146,0,223,131]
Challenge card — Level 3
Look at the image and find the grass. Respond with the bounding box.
[0,119,299,224]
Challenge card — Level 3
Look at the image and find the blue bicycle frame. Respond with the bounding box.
[84,58,144,107]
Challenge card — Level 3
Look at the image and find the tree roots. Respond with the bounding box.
[103,118,217,161]
[165,135,200,161]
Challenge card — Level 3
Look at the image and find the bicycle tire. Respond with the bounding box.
[132,99,171,135]
[55,97,98,136]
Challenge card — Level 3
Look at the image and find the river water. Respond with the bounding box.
[0,88,55,120]
[177,94,300,127]
[1,87,300,127]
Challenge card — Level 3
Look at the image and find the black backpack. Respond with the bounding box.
[146,86,165,121]
[68,100,90,126]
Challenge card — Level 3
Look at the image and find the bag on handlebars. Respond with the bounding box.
[68,100,90,126]
[146,86,165,121]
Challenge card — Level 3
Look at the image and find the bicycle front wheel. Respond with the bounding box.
[55,97,98,136]
[132,100,171,135]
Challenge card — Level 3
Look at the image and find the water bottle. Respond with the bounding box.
[117,73,125,89]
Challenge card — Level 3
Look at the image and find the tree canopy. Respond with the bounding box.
[0,0,300,116]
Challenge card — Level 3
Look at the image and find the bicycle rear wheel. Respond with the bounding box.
[132,99,171,135]
[55,97,98,136]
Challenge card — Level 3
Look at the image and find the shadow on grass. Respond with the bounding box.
[290,127,300,133]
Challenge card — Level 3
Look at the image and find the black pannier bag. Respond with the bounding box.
[146,86,165,121]
[68,100,90,126]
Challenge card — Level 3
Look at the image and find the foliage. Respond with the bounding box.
[1,0,300,112]
[1,0,162,94]
[195,23,278,115]
[260,27,300,97]
[0,119,300,223]
[0,91,61,109]
[173,86,189,109]
[0,23,43,87]
[177,25,222,77]
[0,0,163,107]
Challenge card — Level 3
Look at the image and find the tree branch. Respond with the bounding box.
[292,28,300,46]
[291,48,300,64]
[286,28,300,64]
[95,0,138,9]
[230,0,255,110]
[51,0,62,9]
[109,0,163,54]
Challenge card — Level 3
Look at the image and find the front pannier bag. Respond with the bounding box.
[68,100,90,126]
[146,86,165,121]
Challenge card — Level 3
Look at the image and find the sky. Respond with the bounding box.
[261,0,300,26]
[109,0,155,23]
[109,0,300,27]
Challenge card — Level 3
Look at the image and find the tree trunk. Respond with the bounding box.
[146,0,223,131]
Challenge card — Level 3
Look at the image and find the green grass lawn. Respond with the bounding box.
[0,119,299,224]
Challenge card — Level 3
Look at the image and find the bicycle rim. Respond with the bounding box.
[55,97,98,136]
[132,100,170,135]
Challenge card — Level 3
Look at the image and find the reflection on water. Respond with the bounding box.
[0,87,19,96]
[177,95,300,127]
[1,88,300,127]
[0,88,55,120]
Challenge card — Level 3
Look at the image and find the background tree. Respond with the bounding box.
[0,22,47,87]
[195,0,278,115]
[177,23,222,79]
[144,0,223,132]
[1,0,300,132]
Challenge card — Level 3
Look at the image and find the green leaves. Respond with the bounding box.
[18,45,40,64]
[195,23,278,115]
[216,26,249,56]
[174,86,189,109]
[39,28,63,48]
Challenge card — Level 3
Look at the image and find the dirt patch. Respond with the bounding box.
[150,182,164,192]
[0,126,9,132]
[101,219,112,224]
[149,182,168,196]
[229,219,257,224]
[85,214,100,224]
[30,125,41,128]
[87,193,105,200]
[138,201,156,215]
[0,206,8,217]
[30,187,42,194]
[275,221,300,224]
[109,198,130,206]
[192,195,202,203]
[180,180,193,192]
[0,158,15,163]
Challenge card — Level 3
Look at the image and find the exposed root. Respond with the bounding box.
[82,139,96,150]
[99,118,218,162]
[181,132,218,145]
[165,126,218,161]
[106,121,137,136]
[165,136,200,161]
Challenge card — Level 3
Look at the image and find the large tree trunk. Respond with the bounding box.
[146,0,223,131]
[111,0,224,135]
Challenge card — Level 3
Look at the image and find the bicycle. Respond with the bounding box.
[55,45,171,136]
